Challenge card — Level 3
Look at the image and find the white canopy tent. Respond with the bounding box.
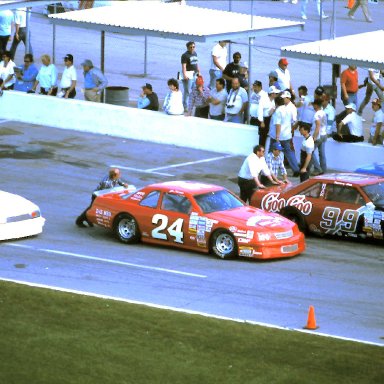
[281,30,384,104]
[48,1,304,78]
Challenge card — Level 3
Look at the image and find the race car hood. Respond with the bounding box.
[207,206,294,232]
[0,191,40,218]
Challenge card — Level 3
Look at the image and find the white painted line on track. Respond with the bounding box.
[111,154,237,177]
[6,243,207,279]
[1,277,382,347]
[146,154,237,171]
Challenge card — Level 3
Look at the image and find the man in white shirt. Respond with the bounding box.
[334,103,364,142]
[310,99,328,174]
[249,80,273,147]
[59,54,77,99]
[275,57,294,96]
[237,145,279,203]
[208,78,227,121]
[10,8,33,60]
[369,98,384,145]
[209,41,227,89]
[0,10,13,57]
[299,123,314,182]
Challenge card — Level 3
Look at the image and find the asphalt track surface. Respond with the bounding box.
[0,120,383,346]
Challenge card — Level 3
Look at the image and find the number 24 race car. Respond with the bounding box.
[250,173,384,241]
[85,181,305,260]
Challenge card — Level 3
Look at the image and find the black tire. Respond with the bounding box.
[114,213,140,244]
[211,230,237,259]
[281,207,307,233]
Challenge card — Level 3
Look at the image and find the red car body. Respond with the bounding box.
[250,173,384,240]
[86,181,305,260]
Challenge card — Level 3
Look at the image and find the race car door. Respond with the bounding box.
[319,183,366,236]
[147,192,194,248]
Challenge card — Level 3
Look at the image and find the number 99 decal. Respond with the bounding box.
[320,207,359,233]
[152,214,184,244]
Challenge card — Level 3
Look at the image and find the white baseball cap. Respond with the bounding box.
[268,85,280,94]
[280,90,291,98]
[345,103,356,111]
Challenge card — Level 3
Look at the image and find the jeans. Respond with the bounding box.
[342,92,358,106]
[10,27,33,60]
[209,69,222,89]
[358,82,384,115]
[270,137,300,174]
[182,74,196,110]
[310,135,327,173]
[0,35,9,56]
[300,0,326,17]
[225,113,243,124]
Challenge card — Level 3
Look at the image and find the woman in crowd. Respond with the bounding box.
[31,54,58,96]
[14,53,38,92]
[163,78,184,115]
[0,51,16,92]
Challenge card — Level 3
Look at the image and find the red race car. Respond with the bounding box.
[250,173,384,240]
[86,181,305,260]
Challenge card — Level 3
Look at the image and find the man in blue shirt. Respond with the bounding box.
[81,59,108,102]
[14,53,38,92]
[137,83,159,111]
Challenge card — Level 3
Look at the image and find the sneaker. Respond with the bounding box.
[301,15,307,20]
[322,14,329,19]
[366,18,373,23]
[348,14,355,20]
[292,171,300,177]
[291,0,298,4]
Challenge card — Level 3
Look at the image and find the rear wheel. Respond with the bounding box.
[211,230,237,259]
[114,213,140,244]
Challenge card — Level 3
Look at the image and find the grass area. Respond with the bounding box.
[0,281,383,384]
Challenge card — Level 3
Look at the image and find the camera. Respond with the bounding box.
[226,104,234,109]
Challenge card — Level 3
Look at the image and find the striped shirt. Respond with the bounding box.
[265,151,287,177]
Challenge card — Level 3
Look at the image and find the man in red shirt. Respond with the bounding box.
[340,65,358,106]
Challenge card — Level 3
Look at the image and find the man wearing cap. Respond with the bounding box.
[250,80,273,147]
[264,142,289,185]
[81,59,108,102]
[59,54,77,99]
[340,65,358,106]
[238,145,280,203]
[269,93,301,177]
[334,103,364,142]
[223,52,242,93]
[187,75,210,118]
[275,58,294,96]
[369,98,383,145]
[209,40,227,90]
[137,83,159,111]
[358,68,384,117]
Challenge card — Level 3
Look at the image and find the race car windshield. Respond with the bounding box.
[194,190,244,213]
[362,182,384,206]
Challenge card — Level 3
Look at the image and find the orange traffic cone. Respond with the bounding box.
[304,305,319,330]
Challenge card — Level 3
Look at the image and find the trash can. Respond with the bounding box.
[105,86,130,107]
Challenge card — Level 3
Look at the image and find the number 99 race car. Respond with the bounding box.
[85,181,305,260]
[250,173,384,241]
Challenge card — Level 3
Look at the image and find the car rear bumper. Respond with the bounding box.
[0,217,46,241]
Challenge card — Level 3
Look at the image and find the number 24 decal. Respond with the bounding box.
[152,214,184,244]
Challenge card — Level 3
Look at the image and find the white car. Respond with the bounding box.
[0,191,45,241]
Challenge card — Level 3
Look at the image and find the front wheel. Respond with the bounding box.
[281,208,307,233]
[114,213,140,244]
[211,230,237,259]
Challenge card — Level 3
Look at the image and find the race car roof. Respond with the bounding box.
[48,1,304,42]
[313,173,384,185]
[149,181,224,194]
